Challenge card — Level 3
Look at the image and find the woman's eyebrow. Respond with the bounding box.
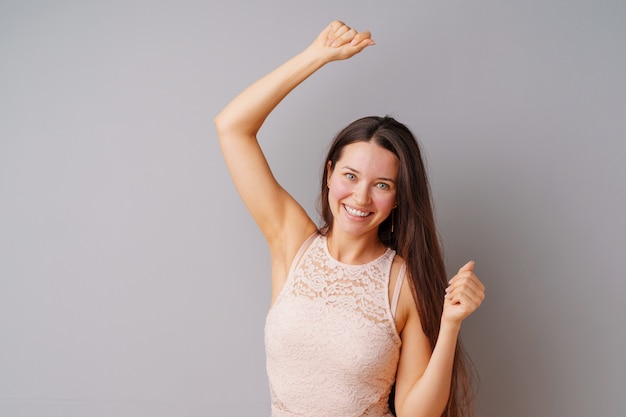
[341,166,396,183]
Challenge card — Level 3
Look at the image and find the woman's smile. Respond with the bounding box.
[343,203,372,218]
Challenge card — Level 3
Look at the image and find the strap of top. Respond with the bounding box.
[287,232,319,278]
[390,263,406,319]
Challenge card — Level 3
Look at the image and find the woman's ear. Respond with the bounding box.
[326,160,333,187]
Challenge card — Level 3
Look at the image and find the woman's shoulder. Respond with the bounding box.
[390,253,406,276]
[390,253,422,334]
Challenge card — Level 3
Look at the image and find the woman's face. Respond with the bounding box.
[327,141,399,240]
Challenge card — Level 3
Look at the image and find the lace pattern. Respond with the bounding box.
[265,234,401,417]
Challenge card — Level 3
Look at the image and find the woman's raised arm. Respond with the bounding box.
[214,21,374,248]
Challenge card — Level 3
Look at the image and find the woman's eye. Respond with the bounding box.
[345,173,356,180]
[376,183,390,190]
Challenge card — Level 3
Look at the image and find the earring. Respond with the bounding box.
[391,209,395,234]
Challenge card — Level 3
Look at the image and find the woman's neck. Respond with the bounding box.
[325,229,387,265]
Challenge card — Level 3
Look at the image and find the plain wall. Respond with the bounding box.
[1,1,625,416]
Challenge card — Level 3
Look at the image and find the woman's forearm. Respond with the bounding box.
[215,21,374,139]
[398,261,485,417]
[398,322,461,417]
[214,46,327,138]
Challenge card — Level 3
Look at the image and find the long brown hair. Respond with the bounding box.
[319,116,475,417]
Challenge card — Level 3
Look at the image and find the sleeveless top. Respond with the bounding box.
[265,233,405,417]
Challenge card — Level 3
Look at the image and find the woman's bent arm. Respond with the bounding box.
[395,262,485,417]
[214,21,374,246]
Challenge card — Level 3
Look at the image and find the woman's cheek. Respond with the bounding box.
[373,190,397,210]
[329,178,352,201]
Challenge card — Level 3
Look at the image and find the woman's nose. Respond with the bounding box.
[352,182,371,204]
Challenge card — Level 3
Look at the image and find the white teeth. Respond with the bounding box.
[344,205,370,217]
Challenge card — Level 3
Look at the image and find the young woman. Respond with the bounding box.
[215,21,485,417]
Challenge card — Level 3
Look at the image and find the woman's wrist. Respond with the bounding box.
[439,318,462,336]
[301,43,335,68]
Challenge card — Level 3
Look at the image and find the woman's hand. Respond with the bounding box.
[308,20,375,62]
[442,261,485,326]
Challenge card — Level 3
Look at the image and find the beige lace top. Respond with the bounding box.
[265,233,404,417]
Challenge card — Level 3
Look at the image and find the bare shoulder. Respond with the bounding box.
[389,255,415,335]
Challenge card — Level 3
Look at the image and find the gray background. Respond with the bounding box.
[1,0,625,416]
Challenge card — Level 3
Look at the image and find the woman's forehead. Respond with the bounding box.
[335,142,399,177]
